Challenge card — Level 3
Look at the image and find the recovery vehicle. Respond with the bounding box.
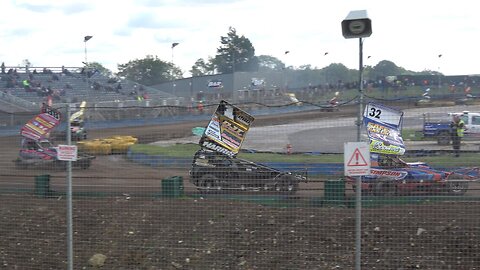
[422,111,480,145]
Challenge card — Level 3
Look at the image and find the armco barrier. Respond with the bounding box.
[126,150,345,176]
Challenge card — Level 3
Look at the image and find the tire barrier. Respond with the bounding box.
[77,136,138,155]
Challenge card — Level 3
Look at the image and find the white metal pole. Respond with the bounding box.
[355,37,364,270]
[66,104,73,270]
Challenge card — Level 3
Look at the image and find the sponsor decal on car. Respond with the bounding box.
[201,140,235,157]
[200,100,254,156]
[370,168,408,180]
[370,139,405,155]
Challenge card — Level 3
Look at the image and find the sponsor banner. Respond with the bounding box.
[21,106,61,141]
[370,168,408,180]
[200,100,254,156]
[207,79,223,89]
[250,78,265,90]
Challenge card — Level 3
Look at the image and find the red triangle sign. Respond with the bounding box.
[347,148,368,166]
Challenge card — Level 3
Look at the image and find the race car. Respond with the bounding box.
[346,153,477,196]
[189,148,306,193]
[14,137,95,170]
[14,104,95,170]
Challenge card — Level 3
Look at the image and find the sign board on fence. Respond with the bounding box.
[344,142,370,176]
[57,144,77,161]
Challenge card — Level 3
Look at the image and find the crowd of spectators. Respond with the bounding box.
[0,63,159,105]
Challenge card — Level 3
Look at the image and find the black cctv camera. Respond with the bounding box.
[342,10,372,39]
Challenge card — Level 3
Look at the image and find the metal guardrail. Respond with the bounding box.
[0,91,38,110]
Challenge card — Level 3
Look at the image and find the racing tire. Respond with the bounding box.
[14,158,28,169]
[446,173,469,195]
[79,159,91,170]
[198,174,220,193]
[437,131,451,145]
[276,175,298,194]
[372,181,397,197]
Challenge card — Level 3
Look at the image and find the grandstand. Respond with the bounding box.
[0,66,180,113]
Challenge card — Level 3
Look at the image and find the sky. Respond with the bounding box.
[1,0,478,77]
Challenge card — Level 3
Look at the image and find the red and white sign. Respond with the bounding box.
[344,142,370,176]
[57,145,77,161]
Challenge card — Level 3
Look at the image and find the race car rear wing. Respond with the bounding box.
[199,100,255,157]
[20,104,62,141]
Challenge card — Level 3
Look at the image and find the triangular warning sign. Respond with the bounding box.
[347,148,368,166]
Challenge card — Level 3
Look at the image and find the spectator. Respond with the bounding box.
[197,101,204,114]
[22,79,32,92]
[1,62,5,74]
[451,115,466,157]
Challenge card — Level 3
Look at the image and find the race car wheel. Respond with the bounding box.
[373,181,397,196]
[276,175,298,194]
[79,160,91,169]
[199,174,219,193]
[446,173,469,195]
[14,158,28,169]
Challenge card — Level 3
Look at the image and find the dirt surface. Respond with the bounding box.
[0,195,478,270]
[0,104,479,269]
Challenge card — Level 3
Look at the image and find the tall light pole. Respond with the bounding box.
[283,50,290,91]
[171,42,179,95]
[83,35,93,91]
[231,46,237,102]
[83,35,93,65]
[438,54,442,91]
[323,51,329,86]
[364,55,371,82]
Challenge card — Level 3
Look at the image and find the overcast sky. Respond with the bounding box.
[1,0,478,76]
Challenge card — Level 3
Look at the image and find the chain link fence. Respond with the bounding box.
[0,101,479,269]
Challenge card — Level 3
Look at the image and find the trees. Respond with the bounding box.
[116,55,182,86]
[214,27,258,74]
[190,57,215,77]
[86,62,112,77]
[112,28,432,87]
[257,55,285,72]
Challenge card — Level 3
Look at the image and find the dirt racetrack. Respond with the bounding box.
[0,105,360,195]
[0,105,479,269]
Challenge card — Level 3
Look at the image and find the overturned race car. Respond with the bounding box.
[190,148,306,193]
[189,100,307,194]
